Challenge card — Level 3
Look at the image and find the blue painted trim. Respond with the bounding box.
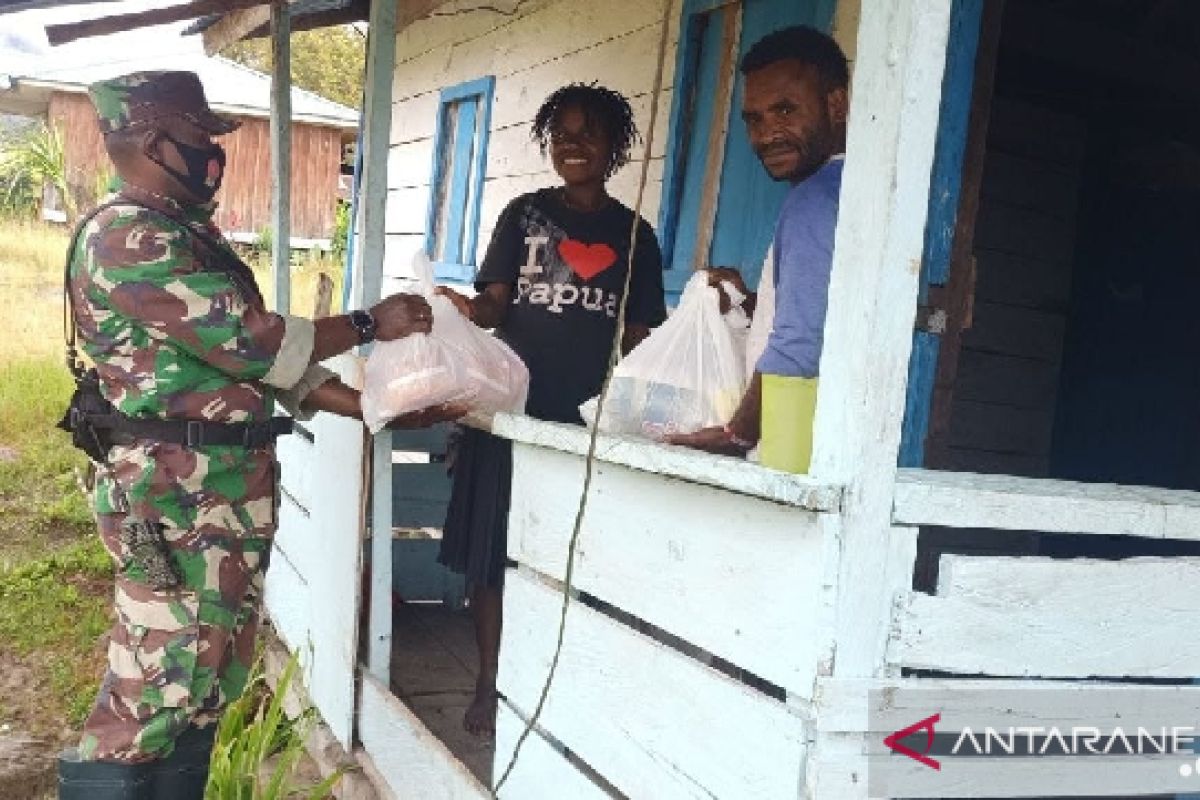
[442,99,477,266]
[918,0,985,300]
[657,3,705,272]
[899,332,941,467]
[342,108,365,311]
[899,0,984,466]
[425,76,495,283]
[433,261,474,282]
[462,75,495,268]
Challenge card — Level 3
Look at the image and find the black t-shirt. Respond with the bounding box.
[476,188,667,423]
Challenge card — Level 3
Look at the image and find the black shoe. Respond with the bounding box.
[150,725,216,800]
[57,749,152,800]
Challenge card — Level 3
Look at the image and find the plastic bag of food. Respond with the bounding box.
[361,253,529,432]
[580,271,747,439]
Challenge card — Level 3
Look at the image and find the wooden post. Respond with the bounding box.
[804,0,954,794]
[354,0,399,683]
[270,0,291,315]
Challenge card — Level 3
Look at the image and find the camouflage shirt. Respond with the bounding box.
[69,186,320,536]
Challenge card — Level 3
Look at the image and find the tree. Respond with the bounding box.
[222,25,365,109]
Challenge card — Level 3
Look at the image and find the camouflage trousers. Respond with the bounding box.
[79,512,271,763]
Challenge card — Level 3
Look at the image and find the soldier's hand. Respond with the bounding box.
[371,293,433,340]
[386,403,469,429]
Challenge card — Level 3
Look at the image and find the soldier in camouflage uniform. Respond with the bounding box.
[59,71,460,800]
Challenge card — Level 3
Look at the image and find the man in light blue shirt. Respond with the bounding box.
[670,25,849,457]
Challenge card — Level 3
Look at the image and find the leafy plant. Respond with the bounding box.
[331,200,350,261]
[206,653,346,800]
[0,122,70,219]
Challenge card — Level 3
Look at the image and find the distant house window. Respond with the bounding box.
[425,76,495,283]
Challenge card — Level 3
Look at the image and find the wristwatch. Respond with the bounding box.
[348,309,377,344]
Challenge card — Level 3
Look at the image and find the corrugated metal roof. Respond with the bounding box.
[5,54,359,127]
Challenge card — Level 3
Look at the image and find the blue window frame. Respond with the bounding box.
[425,76,495,283]
[659,0,835,302]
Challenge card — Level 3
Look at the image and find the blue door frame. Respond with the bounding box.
[898,0,985,467]
[658,0,836,303]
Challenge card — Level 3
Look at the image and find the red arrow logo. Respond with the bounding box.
[883,713,942,770]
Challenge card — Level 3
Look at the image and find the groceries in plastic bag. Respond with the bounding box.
[361,253,529,433]
[579,271,748,439]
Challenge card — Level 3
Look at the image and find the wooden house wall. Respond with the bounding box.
[939,97,1086,476]
[48,90,348,240]
[382,0,861,290]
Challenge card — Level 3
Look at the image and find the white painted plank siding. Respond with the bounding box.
[498,568,808,800]
[358,672,491,799]
[894,467,1200,539]
[267,356,366,749]
[895,555,1200,678]
[493,703,610,800]
[507,439,838,696]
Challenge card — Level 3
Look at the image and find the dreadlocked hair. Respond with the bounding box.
[531,82,640,179]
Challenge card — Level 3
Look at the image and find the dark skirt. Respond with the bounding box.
[438,426,513,589]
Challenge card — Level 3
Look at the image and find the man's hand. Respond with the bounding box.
[703,267,755,315]
[435,286,473,321]
[370,293,433,341]
[386,403,469,429]
[665,425,752,457]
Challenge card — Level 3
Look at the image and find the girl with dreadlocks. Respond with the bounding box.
[437,82,666,735]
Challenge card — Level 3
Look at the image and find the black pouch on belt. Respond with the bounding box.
[119,517,182,591]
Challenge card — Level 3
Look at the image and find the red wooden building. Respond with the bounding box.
[0,50,358,245]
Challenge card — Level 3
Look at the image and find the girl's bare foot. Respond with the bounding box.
[463,680,497,737]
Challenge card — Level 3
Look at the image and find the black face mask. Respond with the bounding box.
[148,133,226,203]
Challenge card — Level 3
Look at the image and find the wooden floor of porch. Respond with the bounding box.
[389,600,494,787]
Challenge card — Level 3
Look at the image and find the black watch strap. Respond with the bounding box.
[349,309,377,344]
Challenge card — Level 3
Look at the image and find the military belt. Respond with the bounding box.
[81,411,294,449]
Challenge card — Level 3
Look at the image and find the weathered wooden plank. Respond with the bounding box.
[275,428,313,511]
[498,569,808,800]
[972,248,1073,309]
[507,440,837,696]
[954,349,1062,409]
[270,0,292,314]
[896,555,1200,677]
[806,0,954,717]
[986,96,1087,167]
[936,445,1047,476]
[893,467,1200,538]
[493,702,610,800]
[962,301,1066,360]
[385,186,432,236]
[203,4,272,55]
[947,398,1055,456]
[980,150,1081,222]
[388,138,436,190]
[973,200,1077,264]
[264,499,311,653]
[46,0,266,45]
[358,671,490,799]
[494,414,843,510]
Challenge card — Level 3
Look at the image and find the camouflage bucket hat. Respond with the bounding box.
[88,71,240,136]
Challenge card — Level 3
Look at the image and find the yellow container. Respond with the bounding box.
[759,374,819,474]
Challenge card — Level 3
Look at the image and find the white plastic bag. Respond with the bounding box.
[361,253,529,433]
[580,271,747,439]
